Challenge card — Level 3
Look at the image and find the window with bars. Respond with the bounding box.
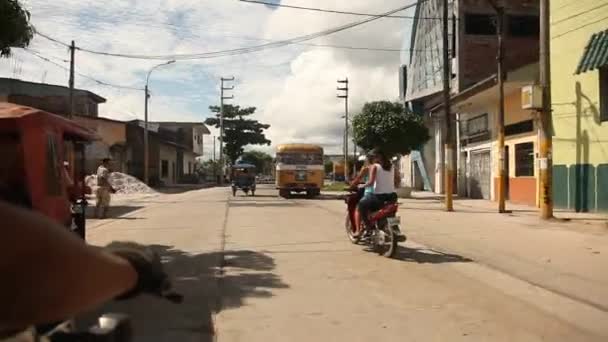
[515,142,534,177]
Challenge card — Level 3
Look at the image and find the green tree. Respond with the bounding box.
[1,0,35,58]
[205,105,271,165]
[240,150,273,175]
[197,159,222,181]
[353,101,430,157]
[324,160,333,174]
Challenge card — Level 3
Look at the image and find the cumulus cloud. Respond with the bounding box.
[1,0,413,157]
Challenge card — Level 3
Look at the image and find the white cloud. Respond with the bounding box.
[2,0,413,157]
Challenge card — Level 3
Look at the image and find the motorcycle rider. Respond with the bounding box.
[357,150,398,231]
[0,199,170,338]
[349,153,375,237]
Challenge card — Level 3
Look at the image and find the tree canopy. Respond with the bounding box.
[1,0,35,58]
[352,101,430,157]
[240,150,274,175]
[205,105,271,165]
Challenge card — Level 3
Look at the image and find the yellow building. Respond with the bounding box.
[551,2,608,212]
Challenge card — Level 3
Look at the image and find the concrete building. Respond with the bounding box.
[431,64,539,205]
[402,0,540,195]
[73,115,128,174]
[0,78,106,117]
[155,122,210,178]
[126,120,209,186]
[551,2,608,212]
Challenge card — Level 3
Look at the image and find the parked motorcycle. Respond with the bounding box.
[344,188,406,258]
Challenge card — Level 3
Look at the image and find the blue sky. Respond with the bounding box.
[1,0,414,158]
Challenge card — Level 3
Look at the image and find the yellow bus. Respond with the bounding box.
[276,144,324,197]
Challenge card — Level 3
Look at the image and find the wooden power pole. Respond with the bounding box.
[442,0,454,211]
[539,0,554,219]
[68,40,75,119]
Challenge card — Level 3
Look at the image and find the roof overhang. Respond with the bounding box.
[576,29,608,74]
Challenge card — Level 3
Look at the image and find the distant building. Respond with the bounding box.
[155,122,210,177]
[0,78,106,117]
[126,120,209,186]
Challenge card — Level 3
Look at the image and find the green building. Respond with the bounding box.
[551,2,608,212]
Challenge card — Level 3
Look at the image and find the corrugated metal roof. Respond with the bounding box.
[576,29,608,74]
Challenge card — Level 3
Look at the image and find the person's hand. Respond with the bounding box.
[103,242,169,300]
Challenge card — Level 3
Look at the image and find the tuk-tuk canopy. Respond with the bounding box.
[0,102,98,141]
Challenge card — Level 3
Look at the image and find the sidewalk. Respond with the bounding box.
[400,192,608,312]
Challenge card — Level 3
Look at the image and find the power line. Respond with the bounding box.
[552,14,608,39]
[551,2,608,25]
[238,0,440,19]
[21,48,144,91]
[36,1,421,60]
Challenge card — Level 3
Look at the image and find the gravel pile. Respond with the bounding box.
[86,172,157,195]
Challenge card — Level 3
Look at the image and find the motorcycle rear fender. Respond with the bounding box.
[370,203,399,222]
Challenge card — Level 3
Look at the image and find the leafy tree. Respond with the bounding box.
[240,150,273,175]
[197,160,222,181]
[353,101,429,157]
[1,0,35,58]
[324,160,333,174]
[205,105,271,165]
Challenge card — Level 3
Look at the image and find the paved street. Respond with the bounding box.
[85,185,608,342]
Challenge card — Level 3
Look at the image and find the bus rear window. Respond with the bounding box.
[277,153,323,165]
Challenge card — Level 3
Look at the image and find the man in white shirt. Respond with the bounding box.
[95,158,115,219]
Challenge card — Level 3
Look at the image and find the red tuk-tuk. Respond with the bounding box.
[0,102,98,239]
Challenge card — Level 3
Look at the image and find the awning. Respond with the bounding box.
[575,29,608,74]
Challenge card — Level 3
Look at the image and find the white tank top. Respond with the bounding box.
[373,163,395,194]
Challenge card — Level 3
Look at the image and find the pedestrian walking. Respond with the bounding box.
[95,158,115,219]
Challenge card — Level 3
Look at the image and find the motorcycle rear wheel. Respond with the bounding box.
[374,220,398,258]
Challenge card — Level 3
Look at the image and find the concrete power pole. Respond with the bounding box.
[442,0,454,211]
[487,1,508,213]
[220,77,235,185]
[68,40,75,119]
[338,78,349,182]
[539,0,554,219]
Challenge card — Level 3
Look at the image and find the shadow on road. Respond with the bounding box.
[80,245,287,342]
[394,246,473,264]
[229,201,296,208]
[86,205,144,219]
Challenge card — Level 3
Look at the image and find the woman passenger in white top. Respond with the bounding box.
[356,150,399,232]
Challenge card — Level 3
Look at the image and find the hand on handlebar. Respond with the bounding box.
[104,241,177,301]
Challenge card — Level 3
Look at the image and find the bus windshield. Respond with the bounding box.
[276,153,323,165]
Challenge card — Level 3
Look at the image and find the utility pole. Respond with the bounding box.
[213,135,217,182]
[539,0,554,219]
[220,77,235,185]
[487,1,507,213]
[68,40,75,119]
[442,0,454,211]
[143,60,175,185]
[338,78,349,182]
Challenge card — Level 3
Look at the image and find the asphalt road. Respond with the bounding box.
[84,185,608,342]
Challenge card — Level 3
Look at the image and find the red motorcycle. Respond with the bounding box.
[345,189,406,258]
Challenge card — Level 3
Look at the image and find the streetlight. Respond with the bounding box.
[143,60,175,184]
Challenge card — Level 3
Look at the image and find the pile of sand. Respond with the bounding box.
[86,172,157,195]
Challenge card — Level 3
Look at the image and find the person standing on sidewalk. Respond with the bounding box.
[95,158,115,219]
